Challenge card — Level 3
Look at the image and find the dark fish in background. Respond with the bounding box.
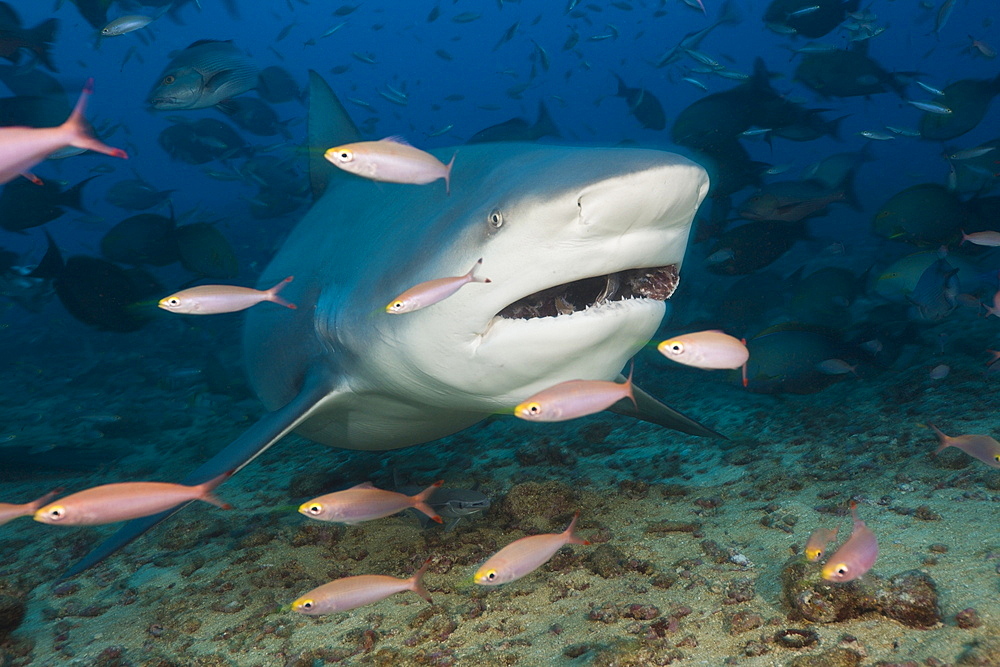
[739,173,857,222]
[239,153,301,191]
[706,220,808,275]
[0,2,58,72]
[763,0,859,39]
[175,222,238,278]
[218,97,292,138]
[794,45,910,98]
[61,0,111,30]
[789,266,865,328]
[0,176,97,233]
[919,75,1000,141]
[872,183,968,245]
[101,208,179,267]
[147,40,259,111]
[396,483,491,531]
[743,323,847,394]
[467,100,559,143]
[0,231,60,312]
[614,75,666,131]
[105,178,175,211]
[715,272,786,336]
[256,65,302,104]
[54,255,160,332]
[158,118,248,164]
[691,138,771,200]
[907,256,959,321]
[246,186,309,219]
[657,0,741,67]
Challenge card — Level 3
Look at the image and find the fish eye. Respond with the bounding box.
[47,506,66,521]
[162,75,175,85]
[667,342,684,354]
[485,570,497,581]
[166,298,180,307]
[488,208,503,228]
[307,504,323,515]
[335,150,353,163]
[525,402,541,415]
[390,301,403,311]
[299,600,313,610]
[835,564,848,576]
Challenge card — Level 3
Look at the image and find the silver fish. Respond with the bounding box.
[101,15,155,37]
[147,40,259,111]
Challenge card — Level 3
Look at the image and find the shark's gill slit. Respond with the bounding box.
[498,264,679,320]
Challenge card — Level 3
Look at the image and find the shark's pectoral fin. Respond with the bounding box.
[60,366,339,580]
[608,381,726,440]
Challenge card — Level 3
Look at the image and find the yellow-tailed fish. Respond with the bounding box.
[324,137,456,194]
[0,488,62,526]
[299,481,444,525]
[928,423,1000,468]
[33,473,231,526]
[514,366,635,422]
[474,512,590,585]
[804,526,839,561]
[158,276,296,315]
[292,559,432,615]
[0,79,127,186]
[386,258,490,314]
[821,502,878,582]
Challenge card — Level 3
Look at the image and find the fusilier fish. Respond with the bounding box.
[291,559,432,615]
[299,481,444,525]
[34,473,231,526]
[657,331,749,370]
[928,423,1000,467]
[0,79,127,186]
[147,40,260,111]
[960,230,1000,246]
[475,513,590,585]
[804,526,839,560]
[100,15,155,36]
[386,259,490,314]
[514,369,635,422]
[0,489,61,526]
[821,502,878,582]
[158,277,296,315]
[324,137,456,194]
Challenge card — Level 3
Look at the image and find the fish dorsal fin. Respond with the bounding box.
[187,39,233,49]
[350,482,376,490]
[379,135,412,146]
[307,70,362,201]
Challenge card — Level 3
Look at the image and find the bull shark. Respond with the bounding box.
[63,72,720,578]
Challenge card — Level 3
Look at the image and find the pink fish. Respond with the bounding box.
[475,512,590,585]
[158,276,296,314]
[821,501,878,582]
[33,473,231,526]
[0,488,62,526]
[928,423,1000,468]
[657,330,749,377]
[983,291,1000,319]
[960,230,1000,247]
[0,79,127,185]
[929,364,950,380]
[968,35,996,59]
[299,481,444,525]
[386,259,490,314]
[514,366,635,422]
[325,136,456,194]
[292,558,432,615]
[804,526,839,561]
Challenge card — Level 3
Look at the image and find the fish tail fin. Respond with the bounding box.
[413,481,444,524]
[960,230,968,246]
[267,276,297,309]
[409,558,433,603]
[28,488,64,512]
[927,423,950,453]
[468,258,491,284]
[445,152,456,195]
[196,470,235,509]
[716,0,742,26]
[564,511,590,545]
[614,74,627,97]
[64,80,129,160]
[27,18,58,72]
[59,175,99,213]
[624,360,637,409]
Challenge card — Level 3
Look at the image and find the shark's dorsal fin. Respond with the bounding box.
[308,69,361,201]
[609,380,726,439]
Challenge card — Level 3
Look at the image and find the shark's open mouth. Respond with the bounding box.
[498,264,679,320]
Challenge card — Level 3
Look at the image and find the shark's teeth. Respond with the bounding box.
[498,264,679,320]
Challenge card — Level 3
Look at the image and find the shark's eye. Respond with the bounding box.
[162,75,175,85]
[488,208,503,228]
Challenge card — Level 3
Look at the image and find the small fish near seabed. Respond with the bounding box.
[291,559,432,615]
[0,79,127,186]
[0,488,61,526]
[821,501,878,582]
[928,423,1000,468]
[299,481,444,525]
[324,137,456,194]
[386,258,490,314]
[804,526,839,561]
[657,330,749,370]
[158,277,296,315]
[475,512,590,585]
[33,473,231,526]
[513,370,636,422]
